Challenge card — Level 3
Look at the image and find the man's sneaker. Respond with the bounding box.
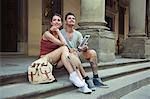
[93,78,109,88]
[78,84,92,94]
[69,71,84,87]
[85,79,96,91]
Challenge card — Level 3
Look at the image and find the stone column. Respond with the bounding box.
[78,0,116,62]
[147,0,150,38]
[79,0,107,29]
[0,0,1,40]
[28,0,42,56]
[122,0,150,58]
[128,0,147,37]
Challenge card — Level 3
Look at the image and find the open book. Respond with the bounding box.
[78,35,90,49]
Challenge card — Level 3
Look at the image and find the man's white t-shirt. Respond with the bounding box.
[60,29,83,49]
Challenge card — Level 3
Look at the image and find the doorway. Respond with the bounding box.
[1,0,20,52]
[117,6,126,54]
[1,0,27,55]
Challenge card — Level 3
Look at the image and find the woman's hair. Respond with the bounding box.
[51,13,62,21]
[49,13,63,30]
[65,12,76,20]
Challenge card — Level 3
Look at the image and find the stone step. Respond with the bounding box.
[0,62,149,99]
[45,70,150,99]
[1,58,150,86]
[0,67,68,86]
[120,84,150,99]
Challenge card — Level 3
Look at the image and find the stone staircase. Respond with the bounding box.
[0,57,150,99]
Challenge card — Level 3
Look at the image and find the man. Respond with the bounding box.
[61,12,108,88]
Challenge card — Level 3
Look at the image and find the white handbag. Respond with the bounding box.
[28,57,55,84]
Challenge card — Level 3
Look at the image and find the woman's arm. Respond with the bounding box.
[56,29,67,45]
[43,30,65,46]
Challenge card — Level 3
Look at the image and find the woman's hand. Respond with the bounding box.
[69,48,77,53]
[69,48,78,55]
[50,26,59,32]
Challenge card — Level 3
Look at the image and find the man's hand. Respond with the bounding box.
[78,42,88,52]
[79,44,88,52]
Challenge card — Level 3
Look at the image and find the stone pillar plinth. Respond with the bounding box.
[78,0,116,62]
[122,0,150,58]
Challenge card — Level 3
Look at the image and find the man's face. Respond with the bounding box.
[66,15,75,26]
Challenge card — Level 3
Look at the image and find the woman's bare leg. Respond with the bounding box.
[68,52,87,78]
[44,46,88,88]
[45,46,74,73]
[56,54,85,81]
[45,46,84,79]
[55,60,64,68]
[68,53,87,80]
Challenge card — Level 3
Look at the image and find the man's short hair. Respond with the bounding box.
[65,12,76,20]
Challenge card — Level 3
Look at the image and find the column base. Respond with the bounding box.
[122,37,150,58]
[78,28,116,62]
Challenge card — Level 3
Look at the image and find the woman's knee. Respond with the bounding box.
[60,46,69,52]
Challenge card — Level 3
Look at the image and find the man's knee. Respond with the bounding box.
[90,50,97,57]
[87,49,97,57]
[83,49,97,60]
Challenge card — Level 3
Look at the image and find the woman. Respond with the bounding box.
[39,13,92,94]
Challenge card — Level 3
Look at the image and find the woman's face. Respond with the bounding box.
[51,15,62,28]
